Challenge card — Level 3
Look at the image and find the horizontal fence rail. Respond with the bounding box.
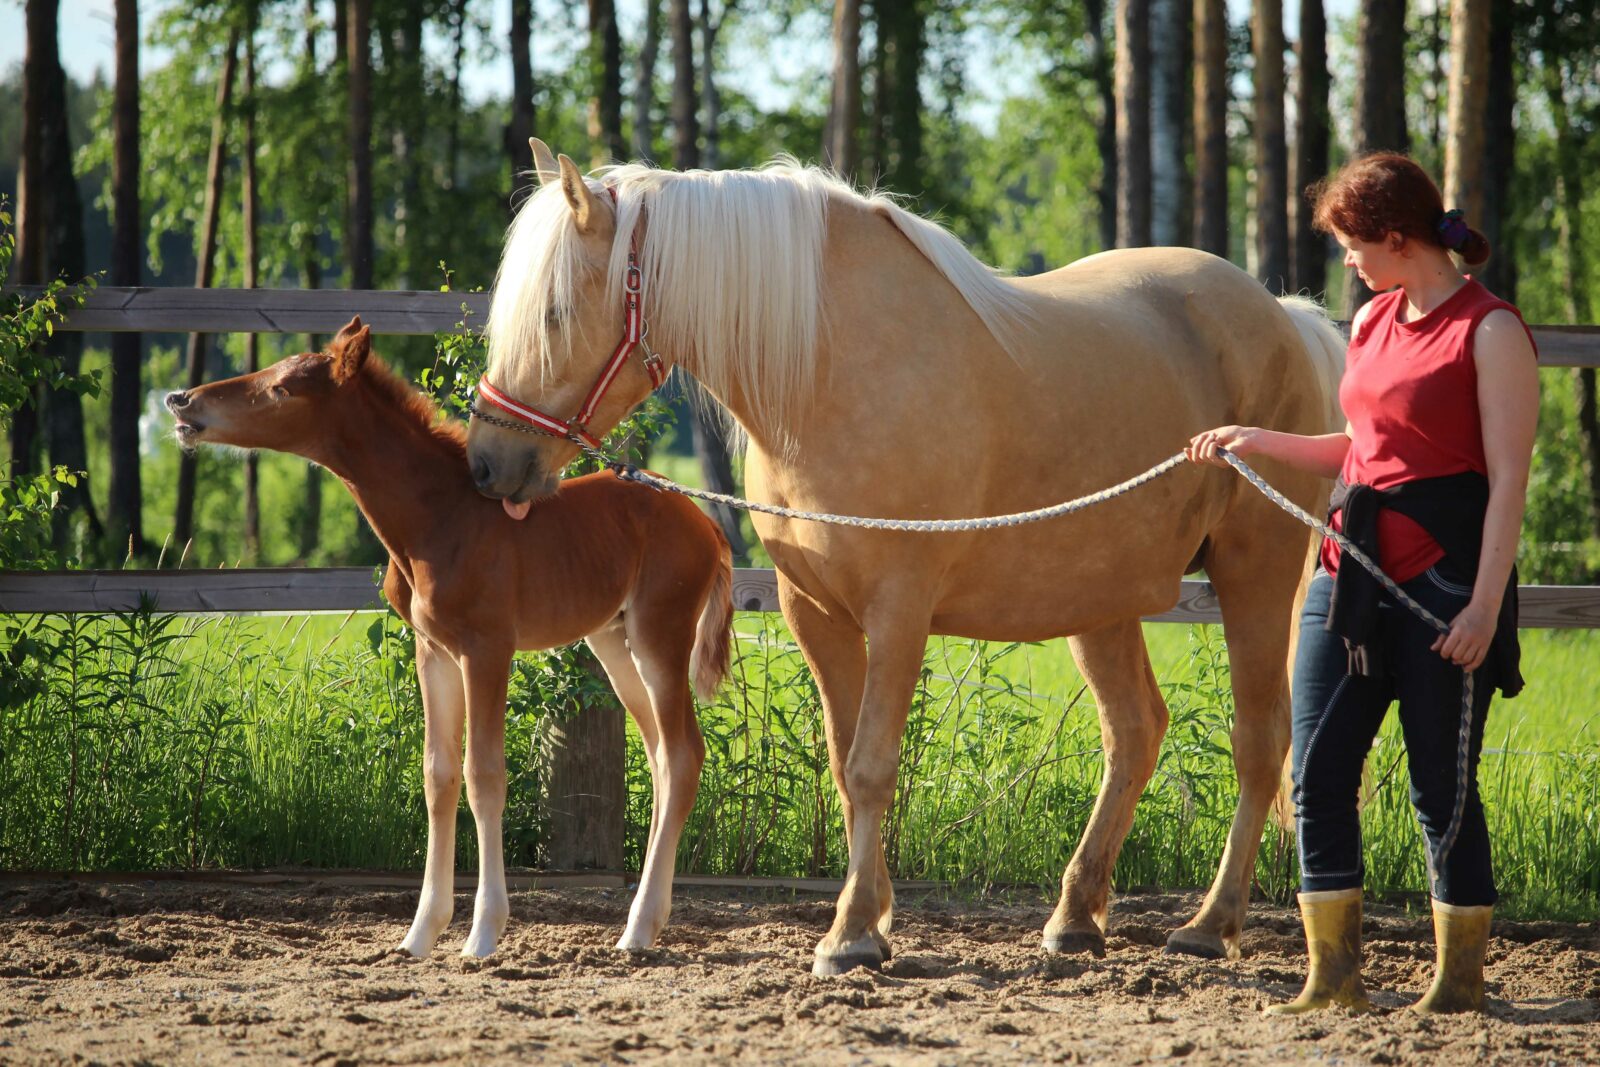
[6,286,1600,367]
[5,568,1599,629]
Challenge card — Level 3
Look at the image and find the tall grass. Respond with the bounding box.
[2,609,1595,920]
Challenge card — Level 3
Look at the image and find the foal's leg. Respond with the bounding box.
[399,636,466,958]
[778,581,894,947]
[460,646,513,959]
[1165,528,1303,959]
[1044,620,1169,958]
[611,608,704,950]
[811,597,930,976]
[585,623,673,950]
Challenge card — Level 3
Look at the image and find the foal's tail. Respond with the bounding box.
[690,533,735,701]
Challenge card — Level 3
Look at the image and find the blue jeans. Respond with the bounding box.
[1290,563,1497,906]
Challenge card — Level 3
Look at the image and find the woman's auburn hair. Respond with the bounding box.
[1308,152,1492,267]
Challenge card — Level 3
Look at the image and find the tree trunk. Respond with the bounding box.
[1443,0,1490,241]
[173,28,241,556]
[298,0,323,564]
[1292,0,1329,295]
[346,0,380,560]
[1115,0,1151,247]
[1150,0,1188,246]
[109,0,144,559]
[826,0,862,178]
[883,0,925,197]
[867,0,890,179]
[11,0,49,481]
[509,0,535,200]
[537,662,626,870]
[670,0,699,169]
[300,249,324,563]
[1252,0,1288,293]
[1479,0,1515,300]
[588,0,626,166]
[1544,55,1600,540]
[346,0,373,291]
[23,0,99,550]
[1191,0,1227,256]
[1345,0,1408,315]
[1088,0,1117,252]
[633,0,661,162]
[242,10,261,563]
[697,0,730,170]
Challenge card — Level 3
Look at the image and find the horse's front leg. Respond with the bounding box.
[399,636,466,958]
[811,603,929,976]
[460,645,513,959]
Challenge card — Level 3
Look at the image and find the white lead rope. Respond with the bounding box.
[613,447,1475,875]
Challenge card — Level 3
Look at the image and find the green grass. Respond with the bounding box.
[2,608,1595,921]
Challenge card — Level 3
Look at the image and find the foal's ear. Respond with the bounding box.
[530,138,559,186]
[557,153,605,236]
[330,319,372,384]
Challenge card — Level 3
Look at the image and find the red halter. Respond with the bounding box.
[475,187,667,451]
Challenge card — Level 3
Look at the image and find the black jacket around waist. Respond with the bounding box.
[1325,471,1523,698]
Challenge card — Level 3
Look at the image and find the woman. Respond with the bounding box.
[1188,152,1538,1015]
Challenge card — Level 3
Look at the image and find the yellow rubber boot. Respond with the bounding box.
[1411,900,1492,1014]
[1266,889,1374,1015]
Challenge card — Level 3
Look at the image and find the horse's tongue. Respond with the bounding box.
[502,498,532,522]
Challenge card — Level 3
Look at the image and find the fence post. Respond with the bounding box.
[537,649,626,870]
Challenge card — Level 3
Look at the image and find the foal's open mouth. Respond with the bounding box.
[172,420,205,444]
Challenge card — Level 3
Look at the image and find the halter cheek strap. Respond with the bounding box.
[474,186,667,452]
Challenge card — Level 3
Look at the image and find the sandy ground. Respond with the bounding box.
[0,877,1595,1066]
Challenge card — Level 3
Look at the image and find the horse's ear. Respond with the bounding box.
[557,153,605,235]
[530,138,559,186]
[331,323,371,383]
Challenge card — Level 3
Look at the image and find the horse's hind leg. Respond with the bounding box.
[586,621,680,950]
[611,606,705,950]
[1164,522,1304,959]
[400,636,466,958]
[1044,619,1168,958]
[779,579,893,949]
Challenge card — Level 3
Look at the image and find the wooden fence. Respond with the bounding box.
[6,285,1599,872]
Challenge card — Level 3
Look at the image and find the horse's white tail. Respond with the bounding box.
[1270,294,1348,832]
[1277,294,1347,434]
[690,534,734,701]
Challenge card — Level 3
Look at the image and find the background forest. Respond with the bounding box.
[2,0,1599,575]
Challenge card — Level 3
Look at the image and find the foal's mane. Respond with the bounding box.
[357,354,468,458]
[487,160,1036,444]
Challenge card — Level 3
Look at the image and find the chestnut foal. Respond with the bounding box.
[166,318,733,958]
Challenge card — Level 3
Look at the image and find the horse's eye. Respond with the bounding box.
[544,307,565,328]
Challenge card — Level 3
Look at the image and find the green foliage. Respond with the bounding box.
[0,201,100,569]
[7,613,1594,920]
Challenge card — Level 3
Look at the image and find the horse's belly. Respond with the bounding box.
[928,551,1185,641]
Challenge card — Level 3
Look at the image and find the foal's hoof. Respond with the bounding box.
[1163,926,1229,960]
[1043,928,1107,959]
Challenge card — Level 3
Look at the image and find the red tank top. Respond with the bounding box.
[1321,278,1534,581]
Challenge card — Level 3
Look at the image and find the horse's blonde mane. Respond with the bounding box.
[487,159,1035,441]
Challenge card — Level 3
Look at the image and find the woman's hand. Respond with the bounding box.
[1186,426,1264,467]
[1431,600,1498,671]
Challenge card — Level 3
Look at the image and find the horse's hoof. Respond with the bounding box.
[1164,927,1229,960]
[1043,929,1106,959]
[812,949,884,977]
[872,929,893,962]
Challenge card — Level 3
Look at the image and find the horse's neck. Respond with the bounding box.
[316,383,469,567]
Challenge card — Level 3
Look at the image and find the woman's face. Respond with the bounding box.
[1335,230,1403,292]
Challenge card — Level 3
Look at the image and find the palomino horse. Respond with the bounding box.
[469,142,1346,974]
[166,318,733,958]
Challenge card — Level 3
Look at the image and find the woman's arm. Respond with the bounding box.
[1186,425,1352,477]
[1432,308,1539,669]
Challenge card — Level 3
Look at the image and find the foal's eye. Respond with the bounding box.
[270,385,290,400]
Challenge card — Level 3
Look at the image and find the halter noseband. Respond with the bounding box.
[473,187,667,451]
